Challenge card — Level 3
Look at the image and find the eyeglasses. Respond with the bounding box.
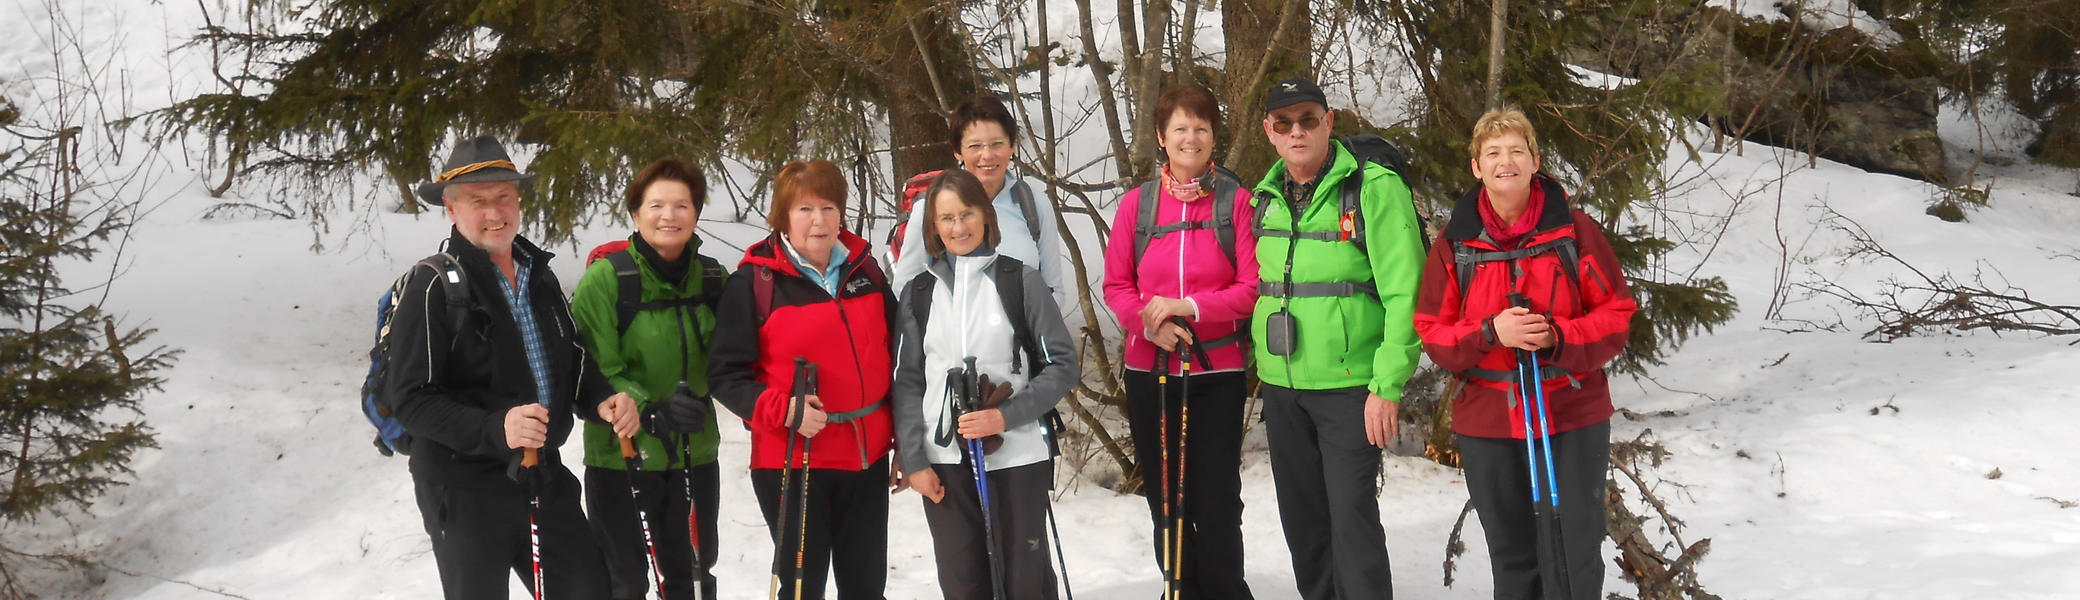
[935,209,984,227]
[961,140,1011,154]
[1268,115,1324,135]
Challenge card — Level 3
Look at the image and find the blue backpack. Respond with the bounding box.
[362,253,472,457]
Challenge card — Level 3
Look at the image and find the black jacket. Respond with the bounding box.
[381,228,614,489]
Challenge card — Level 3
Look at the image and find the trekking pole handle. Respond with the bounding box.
[1507,292,1531,310]
[619,436,639,460]
[522,447,539,468]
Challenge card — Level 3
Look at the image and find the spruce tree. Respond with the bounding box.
[148,0,976,243]
[1368,0,1738,373]
[0,91,174,545]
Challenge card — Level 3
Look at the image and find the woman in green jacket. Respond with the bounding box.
[571,157,726,600]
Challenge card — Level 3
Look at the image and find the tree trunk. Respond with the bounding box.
[881,11,970,201]
[1221,0,1312,180]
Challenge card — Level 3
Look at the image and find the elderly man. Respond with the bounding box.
[380,135,639,600]
[1248,79,1426,600]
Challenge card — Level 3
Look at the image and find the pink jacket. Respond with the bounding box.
[1103,182,1260,375]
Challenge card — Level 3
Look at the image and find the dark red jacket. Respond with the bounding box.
[1414,176,1637,439]
[708,231,896,471]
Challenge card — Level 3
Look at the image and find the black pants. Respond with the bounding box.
[1459,420,1609,600]
[920,460,1059,600]
[1125,369,1256,600]
[413,463,610,600]
[1261,384,1393,600]
[751,457,890,600]
[585,461,721,600]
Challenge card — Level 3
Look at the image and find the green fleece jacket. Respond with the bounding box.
[1249,139,1426,400]
[570,235,724,470]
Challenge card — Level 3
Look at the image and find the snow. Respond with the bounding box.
[6,0,2080,599]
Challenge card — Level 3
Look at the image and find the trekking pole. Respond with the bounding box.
[960,357,1009,600]
[1508,293,1573,600]
[1166,318,1214,600]
[681,435,706,600]
[1046,504,1074,600]
[523,447,545,600]
[791,364,818,600]
[770,359,815,600]
[1152,346,1175,600]
[621,437,669,599]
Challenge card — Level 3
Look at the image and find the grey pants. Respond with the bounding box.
[1261,384,1393,600]
[921,460,1059,600]
[1458,420,1609,600]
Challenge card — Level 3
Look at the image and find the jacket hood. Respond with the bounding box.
[740,229,874,278]
[1443,174,1572,242]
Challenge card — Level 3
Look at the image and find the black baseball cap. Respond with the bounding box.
[1264,78,1328,113]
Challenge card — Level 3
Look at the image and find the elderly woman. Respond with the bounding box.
[892,169,1079,600]
[569,157,725,600]
[891,95,1069,310]
[1413,109,1638,600]
[707,159,898,600]
[1100,83,1260,600]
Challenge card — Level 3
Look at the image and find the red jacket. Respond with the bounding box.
[1414,176,1636,439]
[708,231,896,471]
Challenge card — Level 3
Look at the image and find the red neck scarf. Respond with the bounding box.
[1477,179,1546,249]
[1162,164,1209,203]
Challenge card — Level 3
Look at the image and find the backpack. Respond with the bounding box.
[886,171,1044,263]
[903,257,1068,457]
[1130,165,1246,268]
[1253,134,1431,256]
[362,253,473,457]
[584,241,727,336]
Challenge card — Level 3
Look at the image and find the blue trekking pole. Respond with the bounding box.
[1509,293,1573,600]
[958,357,1009,600]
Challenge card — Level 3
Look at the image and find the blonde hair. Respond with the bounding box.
[1466,108,1540,160]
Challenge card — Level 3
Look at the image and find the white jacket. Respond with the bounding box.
[892,251,1080,473]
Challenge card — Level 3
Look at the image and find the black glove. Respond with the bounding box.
[641,382,710,436]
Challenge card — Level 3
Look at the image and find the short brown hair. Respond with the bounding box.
[948,95,1020,151]
[1154,84,1222,140]
[1467,108,1541,160]
[768,160,848,231]
[624,157,708,215]
[919,169,1001,259]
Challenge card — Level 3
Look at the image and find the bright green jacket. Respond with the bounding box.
[570,235,724,470]
[1249,140,1426,400]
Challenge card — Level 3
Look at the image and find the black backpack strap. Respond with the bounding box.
[908,274,936,342]
[1339,161,1369,255]
[420,253,472,336]
[606,250,644,336]
[1450,237,1583,298]
[1555,237,1583,296]
[607,250,706,336]
[697,255,727,311]
[1012,180,1043,242]
[992,257,1045,377]
[1211,173,1238,267]
[1132,180,1162,266]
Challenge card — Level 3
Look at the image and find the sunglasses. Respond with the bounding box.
[1269,114,1324,135]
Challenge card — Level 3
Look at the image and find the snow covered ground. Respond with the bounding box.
[6,0,2080,599]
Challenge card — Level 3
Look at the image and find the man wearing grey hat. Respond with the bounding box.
[1247,79,1426,600]
[379,135,637,600]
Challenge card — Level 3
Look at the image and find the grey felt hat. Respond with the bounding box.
[414,135,539,206]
